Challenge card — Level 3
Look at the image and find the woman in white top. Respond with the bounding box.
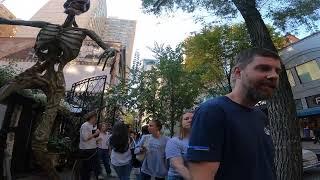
[97,122,111,175]
[79,111,101,180]
[109,122,132,180]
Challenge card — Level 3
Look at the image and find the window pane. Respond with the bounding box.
[296,60,320,83]
[286,70,295,86]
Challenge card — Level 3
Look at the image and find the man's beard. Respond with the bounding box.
[245,86,273,102]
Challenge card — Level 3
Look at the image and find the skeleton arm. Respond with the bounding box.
[80,28,118,71]
[0,17,50,28]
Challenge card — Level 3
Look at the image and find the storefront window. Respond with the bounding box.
[286,70,295,86]
[295,60,320,83]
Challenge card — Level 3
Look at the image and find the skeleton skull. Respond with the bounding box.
[63,0,90,15]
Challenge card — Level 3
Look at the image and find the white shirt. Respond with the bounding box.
[79,122,97,149]
[111,149,132,166]
[97,132,110,149]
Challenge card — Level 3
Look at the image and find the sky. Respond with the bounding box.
[3,0,204,61]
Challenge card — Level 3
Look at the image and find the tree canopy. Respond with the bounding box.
[104,44,203,135]
[183,23,286,96]
[142,0,320,32]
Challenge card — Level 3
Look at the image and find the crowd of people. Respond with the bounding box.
[78,48,281,180]
[78,109,194,180]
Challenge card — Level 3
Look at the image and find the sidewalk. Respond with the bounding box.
[17,164,137,180]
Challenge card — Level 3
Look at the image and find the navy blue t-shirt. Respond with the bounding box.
[187,96,275,180]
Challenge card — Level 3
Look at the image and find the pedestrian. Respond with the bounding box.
[135,120,169,180]
[109,122,132,180]
[187,48,281,180]
[141,124,150,136]
[314,127,320,144]
[79,111,102,180]
[166,110,194,180]
[97,122,112,176]
[130,131,142,180]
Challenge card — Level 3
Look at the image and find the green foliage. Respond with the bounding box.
[142,0,320,32]
[183,23,286,96]
[104,44,203,135]
[0,62,19,86]
[47,136,72,154]
[149,43,203,135]
[268,0,320,31]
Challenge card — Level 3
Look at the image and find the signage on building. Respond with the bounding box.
[306,94,320,108]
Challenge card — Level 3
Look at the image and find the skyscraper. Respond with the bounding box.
[0,4,16,37]
[0,0,136,88]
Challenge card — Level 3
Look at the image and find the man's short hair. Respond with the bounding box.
[84,110,97,121]
[234,48,281,69]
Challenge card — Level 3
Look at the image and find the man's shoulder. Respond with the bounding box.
[200,96,229,108]
[80,121,89,128]
[196,96,229,115]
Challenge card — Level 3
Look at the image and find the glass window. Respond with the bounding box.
[286,70,295,86]
[295,60,320,83]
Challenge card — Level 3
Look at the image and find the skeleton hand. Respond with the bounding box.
[97,48,118,71]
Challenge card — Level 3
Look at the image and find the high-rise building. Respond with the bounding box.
[0,0,136,89]
[132,50,141,69]
[104,17,136,71]
[0,4,16,37]
[15,0,108,37]
[142,59,158,71]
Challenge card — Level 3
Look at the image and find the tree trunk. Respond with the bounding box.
[233,1,302,180]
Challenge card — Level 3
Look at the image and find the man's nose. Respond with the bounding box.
[267,69,279,80]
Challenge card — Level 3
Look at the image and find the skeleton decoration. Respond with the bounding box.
[63,0,90,27]
[0,0,117,179]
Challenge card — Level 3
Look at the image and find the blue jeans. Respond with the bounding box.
[113,164,132,180]
[98,148,111,174]
[167,175,184,180]
[136,173,142,180]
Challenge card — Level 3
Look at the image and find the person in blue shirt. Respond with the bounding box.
[166,110,194,180]
[187,48,281,180]
[135,120,169,180]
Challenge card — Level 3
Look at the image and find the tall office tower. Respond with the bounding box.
[0,4,16,37]
[1,0,136,88]
[15,0,108,37]
[104,17,136,70]
[132,50,141,69]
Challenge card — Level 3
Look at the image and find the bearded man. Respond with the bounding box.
[187,48,281,180]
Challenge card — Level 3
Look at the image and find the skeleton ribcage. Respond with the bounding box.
[34,24,86,62]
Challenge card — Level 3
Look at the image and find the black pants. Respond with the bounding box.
[141,172,165,180]
[79,149,100,180]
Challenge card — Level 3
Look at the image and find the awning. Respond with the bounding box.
[297,107,320,117]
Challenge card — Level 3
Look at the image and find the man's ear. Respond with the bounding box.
[233,66,241,79]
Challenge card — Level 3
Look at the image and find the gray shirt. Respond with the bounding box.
[165,137,189,177]
[79,122,97,149]
[135,134,169,178]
